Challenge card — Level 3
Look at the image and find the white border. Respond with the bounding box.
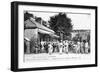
[18,5,95,68]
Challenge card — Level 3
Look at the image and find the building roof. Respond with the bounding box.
[24,18,59,38]
[25,18,55,33]
[71,30,90,32]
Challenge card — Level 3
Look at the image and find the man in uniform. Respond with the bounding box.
[63,40,69,54]
[48,42,53,55]
[59,40,63,54]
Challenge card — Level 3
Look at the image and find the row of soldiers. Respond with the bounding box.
[40,40,69,54]
[39,40,90,54]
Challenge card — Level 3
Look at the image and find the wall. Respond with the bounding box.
[0,0,99,73]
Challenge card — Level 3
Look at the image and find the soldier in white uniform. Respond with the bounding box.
[80,41,85,53]
[41,41,45,53]
[48,42,53,55]
[73,43,78,53]
[77,41,81,53]
[59,40,63,54]
[85,41,89,53]
[63,40,69,53]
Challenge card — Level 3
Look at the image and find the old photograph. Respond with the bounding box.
[24,11,91,62]
[11,1,97,71]
[11,2,97,71]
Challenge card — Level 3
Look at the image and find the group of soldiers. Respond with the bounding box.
[38,40,90,54]
[40,40,69,54]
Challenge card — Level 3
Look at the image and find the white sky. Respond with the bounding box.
[28,11,91,30]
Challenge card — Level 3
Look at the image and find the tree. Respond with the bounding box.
[24,12,34,21]
[49,13,73,40]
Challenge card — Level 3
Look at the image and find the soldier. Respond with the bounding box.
[77,41,81,53]
[73,42,78,53]
[41,41,45,53]
[64,40,69,54]
[48,42,53,55]
[45,42,49,53]
[56,41,59,53]
[85,41,89,54]
[59,40,63,54]
[80,41,85,54]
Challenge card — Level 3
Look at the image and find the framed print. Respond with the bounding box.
[11,1,98,72]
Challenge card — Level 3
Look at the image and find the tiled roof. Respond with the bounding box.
[25,18,54,33]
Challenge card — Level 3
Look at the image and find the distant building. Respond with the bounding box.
[71,30,90,42]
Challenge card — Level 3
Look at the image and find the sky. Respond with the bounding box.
[28,11,91,30]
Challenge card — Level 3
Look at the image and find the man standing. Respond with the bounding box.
[59,40,63,54]
[41,41,45,53]
[85,41,89,54]
[77,41,81,53]
[48,42,53,55]
[64,40,69,54]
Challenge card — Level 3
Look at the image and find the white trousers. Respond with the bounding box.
[59,47,63,54]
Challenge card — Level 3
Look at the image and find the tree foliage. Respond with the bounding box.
[49,13,73,40]
[24,12,33,21]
